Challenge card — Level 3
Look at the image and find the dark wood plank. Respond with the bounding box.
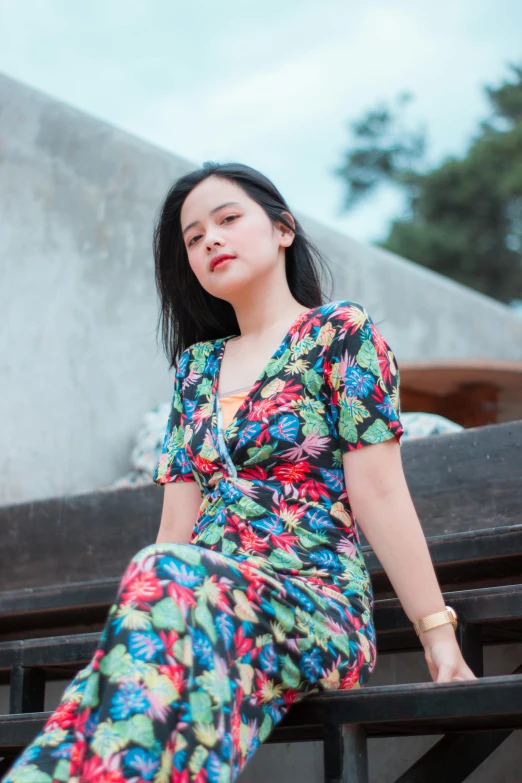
[3,674,522,751]
[273,673,522,739]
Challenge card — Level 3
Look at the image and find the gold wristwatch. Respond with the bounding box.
[413,606,458,636]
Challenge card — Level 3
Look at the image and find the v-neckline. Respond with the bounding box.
[213,305,319,443]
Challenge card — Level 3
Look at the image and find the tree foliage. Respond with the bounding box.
[334,64,522,304]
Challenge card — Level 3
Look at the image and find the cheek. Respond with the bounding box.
[186,249,208,282]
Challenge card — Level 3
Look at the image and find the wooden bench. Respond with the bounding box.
[1,419,521,781]
[2,672,522,782]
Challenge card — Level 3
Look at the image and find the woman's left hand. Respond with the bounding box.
[420,624,478,682]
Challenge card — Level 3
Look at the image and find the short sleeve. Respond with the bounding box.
[325,301,404,453]
[153,348,197,484]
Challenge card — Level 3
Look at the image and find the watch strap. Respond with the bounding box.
[413,606,458,636]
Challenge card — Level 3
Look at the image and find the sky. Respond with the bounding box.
[1,0,522,248]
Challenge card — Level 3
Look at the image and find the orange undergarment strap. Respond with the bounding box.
[219,389,249,432]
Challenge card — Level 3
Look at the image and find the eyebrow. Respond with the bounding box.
[182,201,242,236]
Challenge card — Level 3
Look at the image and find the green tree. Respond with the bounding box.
[334,64,522,305]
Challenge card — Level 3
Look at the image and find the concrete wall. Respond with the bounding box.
[2,71,522,506]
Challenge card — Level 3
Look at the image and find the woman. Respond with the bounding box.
[3,162,476,783]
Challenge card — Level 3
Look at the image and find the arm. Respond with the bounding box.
[153,345,202,545]
[156,481,203,544]
[343,437,477,682]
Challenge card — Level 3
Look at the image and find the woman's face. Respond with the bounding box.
[180,175,294,299]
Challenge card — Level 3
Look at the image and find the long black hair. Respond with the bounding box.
[153,161,334,369]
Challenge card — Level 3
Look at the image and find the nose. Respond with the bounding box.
[206,234,225,250]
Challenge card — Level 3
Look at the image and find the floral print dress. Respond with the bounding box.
[3,299,403,783]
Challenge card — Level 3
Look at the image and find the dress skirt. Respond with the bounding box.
[1,542,375,783]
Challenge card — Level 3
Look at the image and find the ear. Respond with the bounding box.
[276,210,296,247]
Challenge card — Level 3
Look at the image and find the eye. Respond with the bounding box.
[187,215,238,247]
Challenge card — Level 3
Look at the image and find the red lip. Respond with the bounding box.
[209,254,235,271]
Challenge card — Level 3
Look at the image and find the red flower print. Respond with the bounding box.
[239,528,270,553]
[298,478,330,502]
[192,454,220,475]
[120,571,163,608]
[341,665,360,690]
[370,323,389,355]
[269,531,299,552]
[233,625,253,658]
[158,663,185,692]
[273,461,311,484]
[167,580,197,610]
[237,464,269,481]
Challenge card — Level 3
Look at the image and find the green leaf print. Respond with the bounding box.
[270,598,296,632]
[196,668,232,705]
[281,654,301,688]
[173,637,191,665]
[236,496,268,517]
[8,766,52,783]
[151,597,186,631]
[311,611,331,640]
[190,690,214,723]
[197,524,222,546]
[200,435,220,462]
[52,759,71,783]
[344,397,371,424]
[296,636,314,651]
[126,714,155,748]
[82,672,100,708]
[36,728,68,748]
[92,719,128,758]
[167,423,185,454]
[197,377,213,397]
[301,410,330,437]
[221,538,237,555]
[115,605,152,631]
[297,529,330,548]
[243,443,276,466]
[98,644,128,678]
[331,633,352,657]
[169,546,202,567]
[259,713,273,743]
[356,339,381,376]
[265,347,291,377]
[195,602,217,643]
[219,764,232,783]
[268,549,303,570]
[339,409,358,444]
[303,368,323,395]
[189,745,209,775]
[362,418,394,443]
[145,671,181,705]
